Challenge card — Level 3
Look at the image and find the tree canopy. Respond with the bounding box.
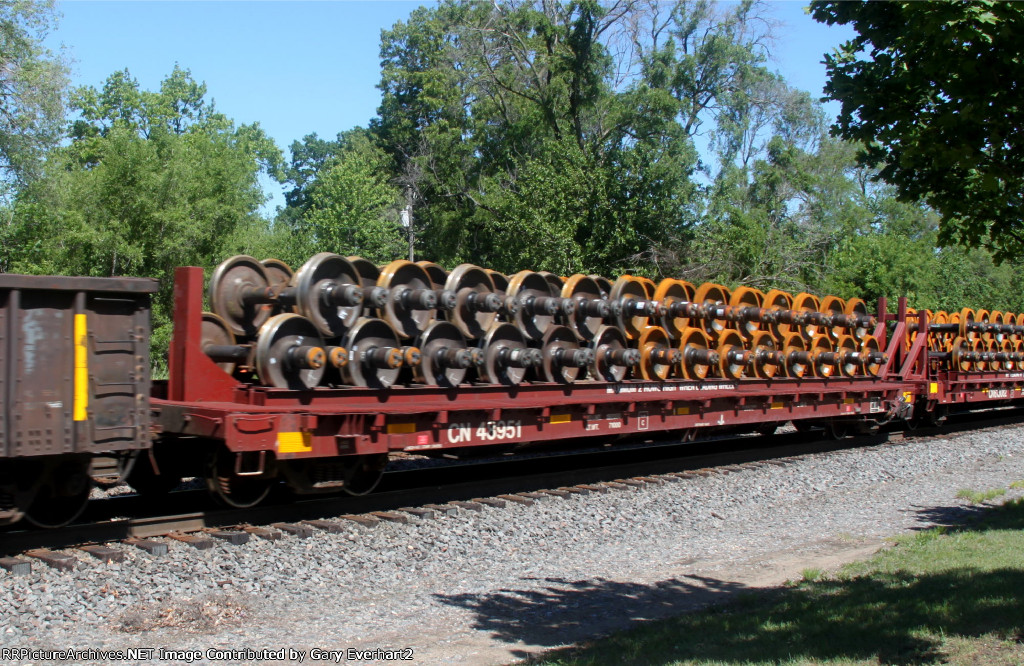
[0,0,68,190]
[811,0,1024,263]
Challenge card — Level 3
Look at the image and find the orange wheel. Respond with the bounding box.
[819,295,846,341]
[781,332,809,378]
[809,334,835,378]
[905,307,918,352]
[835,334,861,377]
[972,338,987,372]
[729,286,765,338]
[679,326,713,380]
[748,330,781,379]
[763,288,794,338]
[792,292,821,339]
[976,309,992,342]
[637,276,657,300]
[987,338,1001,372]
[716,329,749,379]
[1001,338,1015,371]
[959,308,977,341]
[844,297,871,341]
[990,311,1005,342]
[950,336,972,372]
[637,326,675,380]
[694,282,731,341]
[654,278,696,341]
[862,335,883,377]
[416,261,448,290]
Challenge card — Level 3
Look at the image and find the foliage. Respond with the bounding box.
[811,1,1024,263]
[5,67,283,364]
[0,0,68,192]
[371,0,700,275]
[294,129,405,264]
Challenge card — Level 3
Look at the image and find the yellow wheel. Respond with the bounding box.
[809,334,835,378]
[729,286,765,338]
[781,333,809,378]
[679,326,714,380]
[716,329,749,379]
[748,330,781,379]
[694,282,731,341]
[862,335,883,377]
[654,278,696,341]
[637,325,676,380]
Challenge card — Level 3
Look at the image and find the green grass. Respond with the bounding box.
[533,499,1024,666]
[955,487,1007,504]
[1010,480,1024,491]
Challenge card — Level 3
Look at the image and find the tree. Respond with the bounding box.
[373,0,700,275]
[0,0,68,192]
[6,67,283,365]
[811,1,1024,263]
[294,129,405,263]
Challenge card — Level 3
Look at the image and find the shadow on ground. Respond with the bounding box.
[433,501,1024,664]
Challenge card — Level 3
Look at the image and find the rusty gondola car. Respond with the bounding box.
[0,274,157,527]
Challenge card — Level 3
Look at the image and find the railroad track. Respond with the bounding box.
[2,407,1023,574]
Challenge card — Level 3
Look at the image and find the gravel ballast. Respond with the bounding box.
[2,423,1024,665]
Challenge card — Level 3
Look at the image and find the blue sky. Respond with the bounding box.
[46,1,855,212]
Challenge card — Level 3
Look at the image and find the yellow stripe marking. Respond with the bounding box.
[73,314,88,421]
[929,382,939,394]
[387,422,416,434]
[770,402,784,410]
[277,431,312,453]
[674,406,690,415]
[550,413,572,424]
[843,397,855,404]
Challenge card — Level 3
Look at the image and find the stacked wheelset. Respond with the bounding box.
[911,308,1024,373]
[201,254,894,390]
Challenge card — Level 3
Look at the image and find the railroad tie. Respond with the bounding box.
[79,545,125,563]
[25,549,78,571]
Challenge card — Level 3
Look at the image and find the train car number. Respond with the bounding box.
[447,420,523,444]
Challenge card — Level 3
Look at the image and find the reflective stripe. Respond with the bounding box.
[74,314,88,421]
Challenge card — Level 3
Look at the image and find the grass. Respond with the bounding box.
[533,497,1024,666]
[1010,480,1024,491]
[955,487,1007,504]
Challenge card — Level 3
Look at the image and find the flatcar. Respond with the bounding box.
[2,253,1022,526]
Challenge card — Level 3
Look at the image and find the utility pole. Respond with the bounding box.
[400,187,414,262]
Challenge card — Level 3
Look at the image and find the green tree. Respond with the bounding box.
[373,0,699,275]
[7,67,283,365]
[0,0,68,192]
[811,1,1024,263]
[295,129,405,263]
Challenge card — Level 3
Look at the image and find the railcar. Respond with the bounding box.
[3,252,1023,526]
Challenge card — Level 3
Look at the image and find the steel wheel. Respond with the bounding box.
[23,456,91,528]
[206,447,273,509]
[679,326,714,380]
[293,253,364,338]
[416,320,474,387]
[748,330,781,379]
[209,255,272,337]
[446,264,500,340]
[588,325,638,382]
[561,274,608,341]
[694,282,730,341]
[342,317,404,388]
[637,326,677,380]
[507,271,561,341]
[609,276,651,341]
[538,325,589,384]
[254,314,327,390]
[479,322,536,386]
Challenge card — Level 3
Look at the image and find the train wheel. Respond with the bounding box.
[23,456,91,528]
[125,451,182,497]
[206,448,274,509]
[339,454,389,496]
[823,420,851,440]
